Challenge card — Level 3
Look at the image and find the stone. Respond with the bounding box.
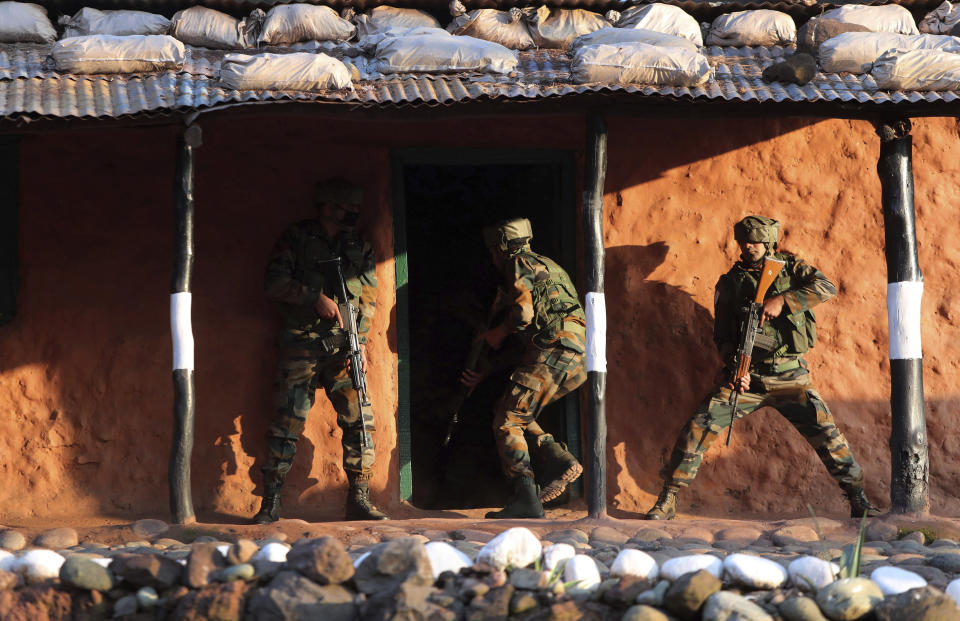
[227,539,259,565]
[545,529,590,545]
[247,571,356,621]
[35,528,79,550]
[723,553,787,590]
[929,554,960,573]
[611,549,658,582]
[216,563,255,582]
[788,556,839,592]
[591,527,630,546]
[816,577,883,620]
[779,596,829,621]
[622,604,674,621]
[702,591,773,621]
[136,586,160,609]
[185,542,227,588]
[118,553,183,590]
[172,580,248,621]
[476,527,542,571]
[675,528,714,545]
[14,549,66,584]
[906,565,949,590]
[900,531,927,545]
[286,536,354,585]
[452,529,496,543]
[425,541,472,579]
[59,554,114,591]
[874,585,960,621]
[716,527,763,544]
[253,542,290,563]
[543,543,576,572]
[930,539,959,549]
[511,591,539,615]
[0,531,26,551]
[0,550,13,572]
[947,578,960,606]
[0,570,17,591]
[636,580,670,606]
[130,519,169,539]
[870,566,927,595]
[663,569,722,620]
[772,526,819,547]
[661,554,723,581]
[509,567,547,590]
[603,575,652,607]
[466,584,513,620]
[865,522,900,543]
[113,593,138,617]
[354,538,433,596]
[564,554,601,592]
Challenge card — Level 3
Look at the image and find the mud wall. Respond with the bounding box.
[0,114,956,522]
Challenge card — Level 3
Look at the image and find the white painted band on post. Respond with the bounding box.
[887,281,923,360]
[171,292,195,371]
[585,292,607,373]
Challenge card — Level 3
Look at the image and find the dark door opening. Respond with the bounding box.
[396,153,580,510]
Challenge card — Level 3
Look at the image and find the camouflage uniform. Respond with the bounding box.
[493,248,588,480]
[261,220,377,495]
[660,251,864,490]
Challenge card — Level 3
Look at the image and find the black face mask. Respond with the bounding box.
[340,209,360,229]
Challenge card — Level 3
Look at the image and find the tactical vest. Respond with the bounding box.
[518,251,586,350]
[727,252,817,360]
[287,224,365,330]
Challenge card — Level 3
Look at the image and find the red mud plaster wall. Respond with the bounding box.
[603,116,960,519]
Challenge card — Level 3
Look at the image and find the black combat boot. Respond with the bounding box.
[644,484,680,520]
[485,476,545,519]
[346,473,390,521]
[253,495,281,524]
[537,441,583,503]
[843,485,882,518]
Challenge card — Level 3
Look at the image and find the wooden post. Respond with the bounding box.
[876,118,929,515]
[583,112,608,519]
[170,123,201,524]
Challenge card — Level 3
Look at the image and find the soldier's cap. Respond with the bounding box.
[315,178,363,211]
[482,218,533,251]
[734,215,780,244]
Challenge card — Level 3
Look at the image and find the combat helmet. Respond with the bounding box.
[316,178,363,228]
[483,218,533,254]
[734,215,780,246]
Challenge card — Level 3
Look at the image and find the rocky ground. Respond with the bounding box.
[1,513,960,620]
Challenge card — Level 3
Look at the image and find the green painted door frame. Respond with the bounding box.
[391,147,579,502]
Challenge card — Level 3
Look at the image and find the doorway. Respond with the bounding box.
[392,149,581,510]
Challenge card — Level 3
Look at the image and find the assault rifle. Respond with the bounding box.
[725,256,786,446]
[441,338,489,447]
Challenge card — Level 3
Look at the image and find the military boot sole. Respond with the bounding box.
[539,462,583,503]
[252,511,279,525]
[643,509,676,521]
[345,508,390,521]
[484,507,545,519]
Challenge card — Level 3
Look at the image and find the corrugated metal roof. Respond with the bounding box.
[2,43,959,121]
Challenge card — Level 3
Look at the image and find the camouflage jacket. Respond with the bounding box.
[715,250,836,368]
[495,249,585,352]
[264,219,376,340]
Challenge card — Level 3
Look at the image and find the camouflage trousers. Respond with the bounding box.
[661,366,864,489]
[262,348,375,495]
[494,344,587,480]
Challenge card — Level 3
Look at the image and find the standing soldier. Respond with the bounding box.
[253,179,388,524]
[646,216,880,520]
[461,218,586,519]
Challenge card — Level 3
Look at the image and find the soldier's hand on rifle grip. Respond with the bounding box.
[476,324,508,350]
[736,373,750,393]
[316,294,344,328]
[460,368,484,388]
[761,294,786,322]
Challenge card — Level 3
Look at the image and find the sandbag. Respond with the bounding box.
[819,5,918,35]
[52,34,185,74]
[352,6,441,37]
[571,41,711,86]
[607,4,702,47]
[522,6,609,49]
[818,32,960,73]
[920,1,960,34]
[796,17,870,54]
[762,53,817,85]
[357,26,449,54]
[219,51,352,91]
[374,33,518,74]
[571,27,698,53]
[706,10,796,46]
[447,1,533,50]
[171,6,261,49]
[258,5,355,45]
[0,1,57,43]
[60,8,171,39]
[872,47,960,90]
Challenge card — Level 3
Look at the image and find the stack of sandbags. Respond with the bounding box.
[373,32,518,74]
[170,6,262,49]
[60,8,170,39]
[258,5,355,45]
[920,1,960,35]
[522,6,609,49]
[706,10,796,46]
[219,52,353,90]
[357,26,449,54]
[872,48,960,90]
[349,6,441,37]
[447,0,533,50]
[818,5,918,35]
[571,41,711,85]
[571,27,698,53]
[796,17,870,55]
[819,31,960,73]
[607,4,702,46]
[0,1,57,43]
[51,34,185,73]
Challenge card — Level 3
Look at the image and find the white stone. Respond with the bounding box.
[475,527,542,570]
[216,544,231,558]
[353,551,371,568]
[660,554,723,581]
[542,543,576,573]
[13,549,65,584]
[253,542,289,563]
[136,586,160,609]
[0,550,14,571]
[563,554,601,591]
[946,578,960,607]
[703,591,774,621]
[789,556,839,592]
[91,558,112,568]
[870,566,927,595]
[425,542,472,579]
[610,549,658,582]
[723,553,787,589]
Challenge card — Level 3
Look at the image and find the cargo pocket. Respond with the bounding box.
[786,311,809,352]
[759,367,810,392]
[505,369,542,414]
[543,347,580,371]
